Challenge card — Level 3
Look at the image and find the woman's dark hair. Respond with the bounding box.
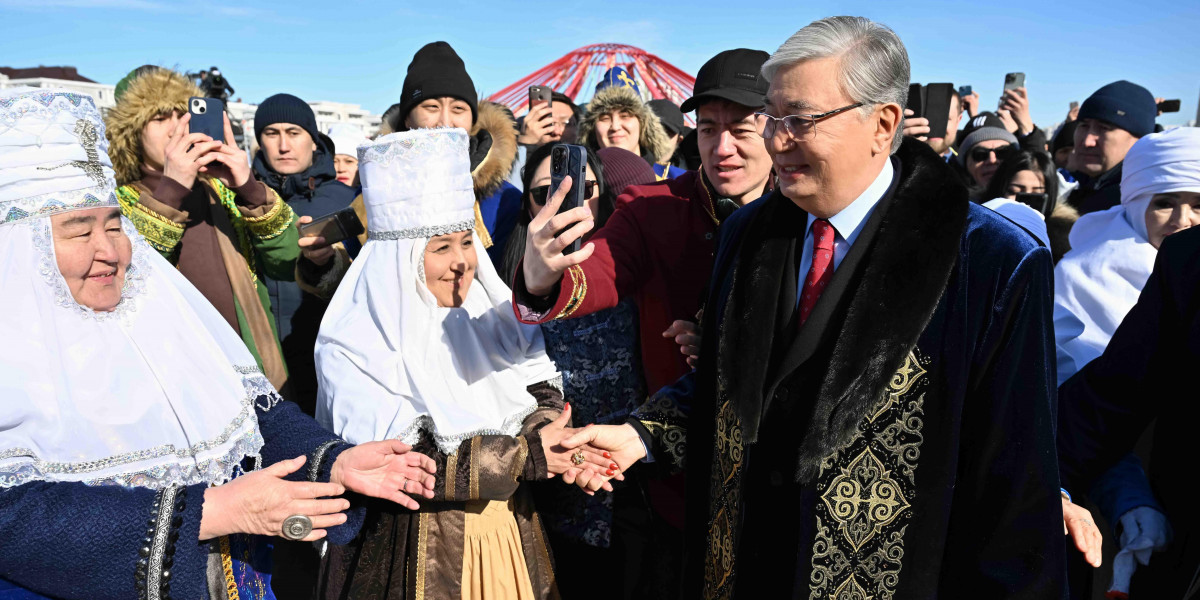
[983,149,1058,215]
[500,143,613,284]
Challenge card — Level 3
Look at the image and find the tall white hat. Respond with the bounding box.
[357,127,475,238]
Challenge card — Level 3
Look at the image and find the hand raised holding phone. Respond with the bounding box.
[522,173,596,297]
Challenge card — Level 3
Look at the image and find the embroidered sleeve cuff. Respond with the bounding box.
[233,179,269,209]
[117,186,186,254]
[308,440,347,483]
[134,485,187,600]
[242,188,295,240]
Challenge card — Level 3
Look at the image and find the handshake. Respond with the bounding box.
[540,403,648,495]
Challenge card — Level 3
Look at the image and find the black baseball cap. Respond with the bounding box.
[648,99,685,135]
[680,48,770,113]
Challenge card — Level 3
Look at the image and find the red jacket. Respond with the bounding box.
[514,170,721,394]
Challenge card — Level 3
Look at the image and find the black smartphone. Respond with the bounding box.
[924,83,954,140]
[906,83,926,118]
[549,144,588,255]
[958,85,972,98]
[1003,72,1026,92]
[188,97,226,143]
[1158,99,1181,113]
[1015,192,1052,217]
[298,207,365,246]
[529,85,553,110]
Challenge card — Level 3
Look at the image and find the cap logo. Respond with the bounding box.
[1116,110,1126,116]
[412,89,422,99]
[972,116,987,128]
[735,71,758,81]
[36,119,106,187]
[617,70,637,89]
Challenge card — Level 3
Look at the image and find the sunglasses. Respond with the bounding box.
[968,144,1015,163]
[530,181,598,206]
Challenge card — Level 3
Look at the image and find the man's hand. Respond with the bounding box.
[330,439,437,511]
[902,108,931,142]
[962,91,980,118]
[199,112,253,189]
[663,319,701,368]
[297,215,336,266]
[522,175,595,297]
[1000,87,1033,135]
[161,113,223,190]
[518,103,554,145]
[1063,496,1103,568]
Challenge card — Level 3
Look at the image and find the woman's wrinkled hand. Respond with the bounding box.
[199,455,348,542]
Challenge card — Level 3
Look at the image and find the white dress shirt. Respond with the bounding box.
[796,158,895,306]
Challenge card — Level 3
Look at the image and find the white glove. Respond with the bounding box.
[1108,506,1173,595]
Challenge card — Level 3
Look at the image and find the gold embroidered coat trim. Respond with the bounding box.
[554,265,588,320]
[809,350,929,600]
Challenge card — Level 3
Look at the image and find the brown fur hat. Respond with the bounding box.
[579,85,673,164]
[104,68,201,186]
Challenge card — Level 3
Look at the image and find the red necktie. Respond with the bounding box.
[798,218,835,327]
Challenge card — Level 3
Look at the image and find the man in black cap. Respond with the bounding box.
[510,48,774,596]
[1067,80,1157,214]
[647,98,688,179]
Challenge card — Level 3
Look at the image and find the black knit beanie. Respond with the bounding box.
[254,93,319,145]
[399,42,478,128]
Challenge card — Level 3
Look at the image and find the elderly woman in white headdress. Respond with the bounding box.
[1054,126,1200,596]
[314,128,614,600]
[0,88,437,600]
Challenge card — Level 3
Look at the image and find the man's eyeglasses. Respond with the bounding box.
[530,181,598,206]
[753,102,865,141]
[968,144,1015,163]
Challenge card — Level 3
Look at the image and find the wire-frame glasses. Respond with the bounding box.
[753,102,866,141]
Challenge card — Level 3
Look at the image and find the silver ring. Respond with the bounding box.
[399,476,408,491]
[281,515,313,541]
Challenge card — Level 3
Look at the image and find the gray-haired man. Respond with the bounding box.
[564,15,1066,599]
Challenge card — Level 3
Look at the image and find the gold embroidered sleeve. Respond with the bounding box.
[554,265,588,320]
[632,390,689,472]
[116,185,185,255]
[241,188,295,240]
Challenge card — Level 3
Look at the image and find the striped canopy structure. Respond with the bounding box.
[485,43,697,125]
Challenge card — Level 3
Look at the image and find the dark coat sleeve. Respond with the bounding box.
[0,481,210,600]
[1057,231,1197,493]
[255,397,364,545]
[941,244,1067,598]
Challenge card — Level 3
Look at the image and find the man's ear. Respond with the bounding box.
[875,103,903,154]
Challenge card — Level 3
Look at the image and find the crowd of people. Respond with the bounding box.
[1,14,1198,600]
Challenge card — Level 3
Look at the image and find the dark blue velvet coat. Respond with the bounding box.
[0,399,361,600]
[631,139,1066,598]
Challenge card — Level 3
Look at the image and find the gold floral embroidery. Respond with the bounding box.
[633,392,689,471]
[240,187,295,240]
[810,350,928,600]
[116,185,184,253]
[703,396,744,600]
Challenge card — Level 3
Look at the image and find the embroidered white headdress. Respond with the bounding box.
[315,128,559,454]
[0,88,273,488]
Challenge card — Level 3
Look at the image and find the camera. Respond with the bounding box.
[191,98,207,114]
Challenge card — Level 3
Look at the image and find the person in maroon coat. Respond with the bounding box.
[512,48,774,394]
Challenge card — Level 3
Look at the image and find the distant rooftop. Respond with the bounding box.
[0,66,95,83]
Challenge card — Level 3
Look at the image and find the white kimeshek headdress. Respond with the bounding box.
[0,88,273,488]
[315,128,559,454]
[1054,127,1200,384]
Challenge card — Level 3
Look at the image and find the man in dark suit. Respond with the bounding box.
[561,16,1066,599]
[1059,225,1200,598]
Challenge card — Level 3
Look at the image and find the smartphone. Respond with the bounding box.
[1003,72,1026,92]
[906,83,926,118]
[924,83,955,140]
[188,97,226,143]
[298,207,365,246]
[1015,192,1052,217]
[958,85,972,98]
[1158,99,1181,113]
[549,144,588,255]
[529,85,553,110]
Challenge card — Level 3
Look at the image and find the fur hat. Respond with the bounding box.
[579,86,673,164]
[104,68,201,186]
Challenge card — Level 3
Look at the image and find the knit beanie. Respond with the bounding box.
[1078,81,1156,138]
[597,147,657,196]
[1052,120,1079,153]
[958,112,1019,165]
[400,42,479,127]
[254,93,319,145]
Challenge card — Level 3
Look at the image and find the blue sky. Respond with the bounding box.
[3,0,1198,129]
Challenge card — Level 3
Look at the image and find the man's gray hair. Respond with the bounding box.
[762,16,911,154]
